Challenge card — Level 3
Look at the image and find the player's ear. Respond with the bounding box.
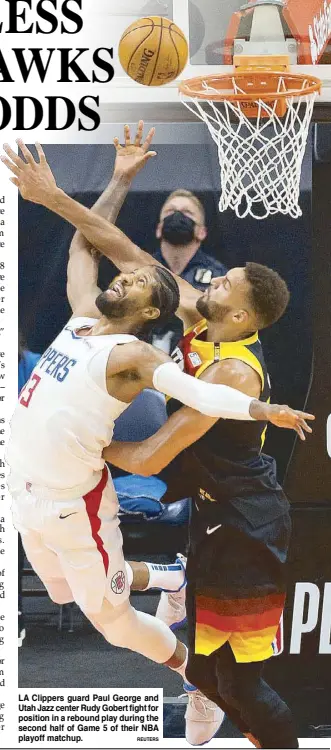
[156,222,162,240]
[233,309,248,325]
[143,306,160,322]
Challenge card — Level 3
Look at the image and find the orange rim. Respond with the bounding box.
[178,71,322,102]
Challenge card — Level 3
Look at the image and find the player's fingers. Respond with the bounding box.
[124,124,131,146]
[10,176,19,186]
[0,156,20,175]
[298,418,312,433]
[16,139,36,165]
[295,410,315,421]
[142,127,155,152]
[2,143,25,169]
[295,424,305,441]
[35,142,47,164]
[143,151,157,162]
[113,137,122,151]
[135,120,144,146]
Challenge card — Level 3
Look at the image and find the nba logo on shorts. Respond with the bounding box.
[272,614,284,656]
[111,570,126,595]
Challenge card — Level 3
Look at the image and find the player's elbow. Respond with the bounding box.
[134,453,159,477]
[138,463,155,477]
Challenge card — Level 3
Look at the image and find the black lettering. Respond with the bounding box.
[13,48,54,83]
[0,51,14,83]
[0,99,11,130]
[92,48,114,83]
[136,48,155,83]
[45,96,76,129]
[61,0,83,33]
[78,96,100,131]
[36,0,57,34]
[58,48,89,82]
[6,0,33,33]
[13,97,44,130]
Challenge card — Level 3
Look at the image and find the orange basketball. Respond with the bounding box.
[118,16,188,87]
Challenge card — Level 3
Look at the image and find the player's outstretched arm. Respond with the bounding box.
[104,351,315,474]
[1,137,201,326]
[67,122,157,316]
[108,341,315,429]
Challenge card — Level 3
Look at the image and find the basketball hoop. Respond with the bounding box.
[179,69,321,220]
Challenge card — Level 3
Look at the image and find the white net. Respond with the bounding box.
[180,76,318,220]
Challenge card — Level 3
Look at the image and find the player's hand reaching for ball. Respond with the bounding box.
[1,140,57,205]
[113,120,157,181]
[250,401,315,440]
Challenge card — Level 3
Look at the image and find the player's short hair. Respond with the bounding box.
[244,262,290,329]
[161,189,205,224]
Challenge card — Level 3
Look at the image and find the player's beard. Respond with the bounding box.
[196,293,231,323]
[95,290,136,319]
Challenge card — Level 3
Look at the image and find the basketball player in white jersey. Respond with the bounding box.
[2,137,313,744]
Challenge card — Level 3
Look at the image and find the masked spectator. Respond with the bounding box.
[152,190,227,352]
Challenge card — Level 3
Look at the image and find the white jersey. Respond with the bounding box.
[7,318,136,497]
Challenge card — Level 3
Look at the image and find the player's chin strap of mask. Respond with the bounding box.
[152,362,255,420]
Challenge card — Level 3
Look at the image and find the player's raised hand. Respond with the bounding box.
[1,140,57,205]
[113,120,157,180]
[255,402,315,440]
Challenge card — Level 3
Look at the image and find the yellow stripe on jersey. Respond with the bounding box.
[189,328,264,393]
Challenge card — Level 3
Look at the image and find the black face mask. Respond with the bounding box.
[161,211,196,246]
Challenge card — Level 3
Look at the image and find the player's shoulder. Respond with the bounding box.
[203,357,261,396]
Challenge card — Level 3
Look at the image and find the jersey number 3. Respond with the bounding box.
[19,374,41,408]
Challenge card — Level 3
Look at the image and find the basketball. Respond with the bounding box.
[118,16,188,87]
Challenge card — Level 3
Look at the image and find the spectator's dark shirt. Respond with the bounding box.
[151,246,227,353]
[152,246,227,291]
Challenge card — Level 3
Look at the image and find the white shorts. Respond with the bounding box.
[10,467,130,614]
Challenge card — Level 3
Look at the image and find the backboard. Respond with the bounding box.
[100,0,331,122]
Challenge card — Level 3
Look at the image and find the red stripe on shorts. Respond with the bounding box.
[83,466,109,574]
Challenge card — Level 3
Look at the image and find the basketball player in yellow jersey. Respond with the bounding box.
[2,131,312,749]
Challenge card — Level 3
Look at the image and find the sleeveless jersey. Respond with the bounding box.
[7,318,136,496]
[168,319,288,526]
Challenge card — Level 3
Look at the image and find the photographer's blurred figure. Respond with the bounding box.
[18,329,40,646]
[152,190,227,353]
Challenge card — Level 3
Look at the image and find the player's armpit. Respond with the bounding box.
[107,340,169,379]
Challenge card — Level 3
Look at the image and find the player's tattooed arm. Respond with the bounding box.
[1,136,201,327]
